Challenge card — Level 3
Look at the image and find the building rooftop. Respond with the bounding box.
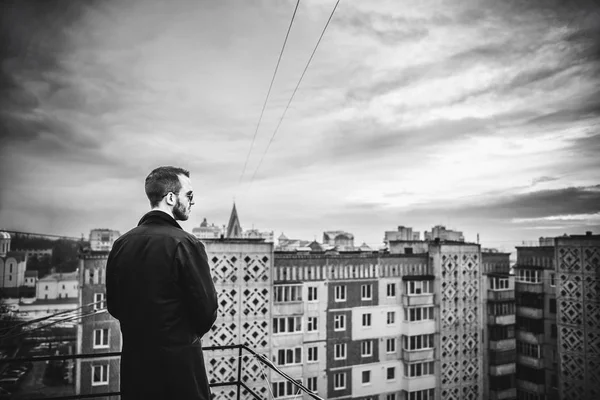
[38,271,79,282]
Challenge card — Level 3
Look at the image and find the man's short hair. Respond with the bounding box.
[145,166,190,208]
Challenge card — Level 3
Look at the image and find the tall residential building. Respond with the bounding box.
[483,251,517,400]
[554,232,600,400]
[514,243,557,400]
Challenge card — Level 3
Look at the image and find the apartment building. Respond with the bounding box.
[554,233,600,400]
[483,251,517,400]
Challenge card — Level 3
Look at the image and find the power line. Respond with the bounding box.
[238,0,302,186]
[247,0,341,189]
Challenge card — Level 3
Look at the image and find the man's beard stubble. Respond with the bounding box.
[173,197,189,221]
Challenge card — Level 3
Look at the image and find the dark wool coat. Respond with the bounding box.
[106,211,218,400]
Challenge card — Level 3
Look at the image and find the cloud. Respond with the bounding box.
[532,176,560,185]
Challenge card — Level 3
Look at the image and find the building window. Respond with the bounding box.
[387,283,396,297]
[335,285,346,302]
[334,343,346,360]
[93,329,109,349]
[386,395,396,400]
[549,298,557,314]
[273,381,301,398]
[404,361,435,377]
[386,367,396,381]
[551,324,557,338]
[517,341,541,358]
[516,269,541,283]
[550,273,556,287]
[406,280,433,295]
[45,285,48,290]
[408,389,434,400]
[386,338,396,353]
[91,364,109,386]
[334,314,346,331]
[307,376,317,393]
[307,317,318,332]
[362,370,371,384]
[361,284,372,300]
[307,346,318,362]
[361,340,373,357]
[274,285,302,303]
[403,334,434,350]
[362,313,372,327]
[308,286,318,301]
[490,277,509,290]
[277,347,302,366]
[406,306,434,321]
[94,293,106,310]
[387,311,396,325]
[334,373,346,390]
[62,284,65,290]
[273,316,302,334]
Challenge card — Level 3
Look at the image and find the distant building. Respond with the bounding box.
[89,229,121,252]
[243,228,274,242]
[424,225,465,242]
[13,248,53,259]
[384,225,420,245]
[0,230,27,290]
[16,297,79,320]
[192,218,223,239]
[36,272,79,300]
[323,231,354,250]
[24,270,38,287]
[276,233,312,251]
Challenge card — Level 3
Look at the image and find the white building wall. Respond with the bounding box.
[37,280,59,299]
[0,258,26,288]
[378,278,402,306]
[351,360,403,397]
[56,279,79,299]
[352,305,403,341]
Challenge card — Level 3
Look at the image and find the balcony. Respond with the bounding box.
[0,345,323,400]
[516,306,543,319]
[517,379,545,394]
[517,354,544,369]
[401,348,435,362]
[402,375,436,392]
[489,338,516,351]
[489,388,517,400]
[488,315,516,325]
[402,320,436,336]
[272,301,304,315]
[489,363,516,376]
[488,290,515,301]
[515,282,543,294]
[402,294,435,307]
[516,330,544,344]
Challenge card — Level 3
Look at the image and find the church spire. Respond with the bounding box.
[226,203,243,238]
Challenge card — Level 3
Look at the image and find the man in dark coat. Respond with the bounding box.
[106,166,218,400]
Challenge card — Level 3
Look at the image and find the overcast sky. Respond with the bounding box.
[1,0,599,252]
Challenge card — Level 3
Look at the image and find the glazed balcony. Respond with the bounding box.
[488,290,515,302]
[489,338,516,351]
[402,294,435,307]
[489,388,517,400]
[401,348,435,362]
[517,354,544,369]
[516,330,544,344]
[488,315,516,325]
[515,281,543,294]
[489,363,516,376]
[516,379,545,394]
[516,306,543,319]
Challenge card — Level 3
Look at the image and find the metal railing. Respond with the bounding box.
[0,344,324,400]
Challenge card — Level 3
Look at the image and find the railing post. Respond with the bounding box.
[237,345,243,400]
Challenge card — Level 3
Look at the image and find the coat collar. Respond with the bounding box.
[138,210,183,230]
